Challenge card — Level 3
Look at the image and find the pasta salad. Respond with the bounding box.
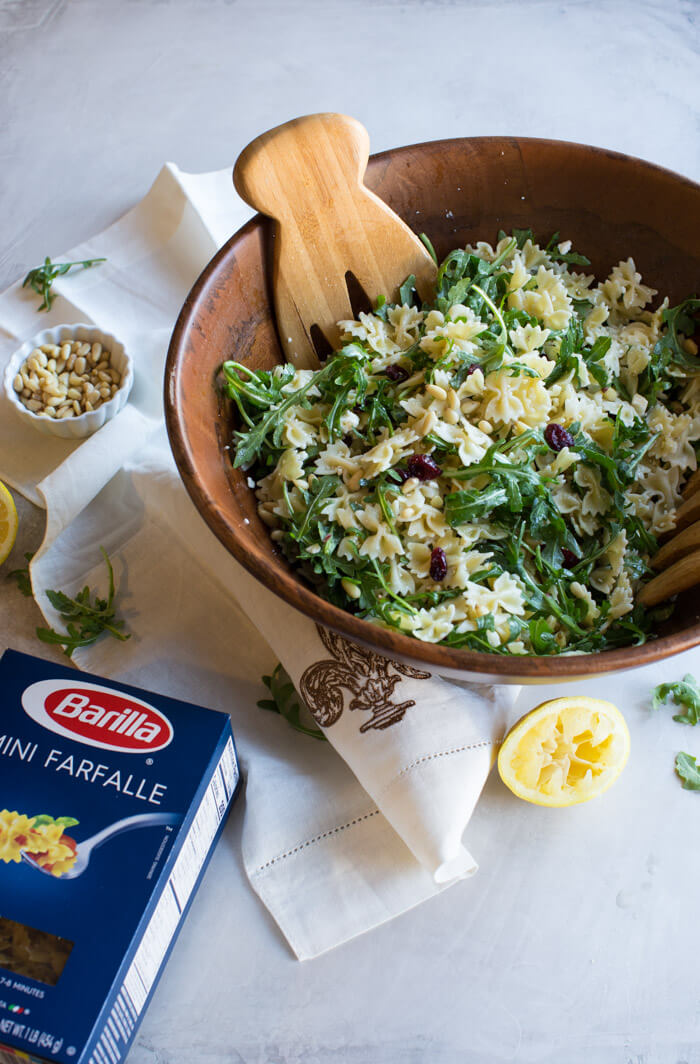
[223,231,700,655]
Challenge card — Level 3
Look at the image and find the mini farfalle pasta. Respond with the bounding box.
[222,229,700,655]
[0,809,78,877]
[0,916,73,985]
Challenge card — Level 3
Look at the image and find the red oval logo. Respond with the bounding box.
[22,680,173,753]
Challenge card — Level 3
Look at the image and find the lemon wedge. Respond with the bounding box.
[497,696,630,807]
[0,480,18,565]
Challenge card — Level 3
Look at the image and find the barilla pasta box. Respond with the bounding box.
[0,649,240,1064]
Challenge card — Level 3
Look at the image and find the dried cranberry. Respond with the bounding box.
[392,467,411,483]
[561,548,578,568]
[430,546,448,581]
[407,453,442,480]
[544,423,575,452]
[384,363,409,382]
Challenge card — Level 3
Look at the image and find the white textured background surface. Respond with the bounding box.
[1,1,700,1062]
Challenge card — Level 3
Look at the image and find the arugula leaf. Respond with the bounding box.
[399,274,417,306]
[545,232,591,266]
[36,548,130,658]
[653,673,700,725]
[639,298,700,402]
[8,552,34,597]
[512,228,534,249]
[419,232,438,266]
[23,256,106,312]
[258,664,327,741]
[445,486,509,526]
[675,751,700,790]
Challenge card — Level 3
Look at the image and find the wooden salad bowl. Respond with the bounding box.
[165,136,700,683]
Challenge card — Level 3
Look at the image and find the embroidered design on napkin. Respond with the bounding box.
[299,626,431,733]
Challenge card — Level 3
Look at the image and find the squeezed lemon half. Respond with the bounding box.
[497,696,630,807]
[0,480,18,565]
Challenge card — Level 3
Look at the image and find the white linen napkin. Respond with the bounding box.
[0,165,520,959]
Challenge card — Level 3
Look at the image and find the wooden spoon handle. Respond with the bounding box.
[233,113,436,368]
[682,469,700,499]
[638,548,700,607]
[671,490,700,532]
[652,518,700,570]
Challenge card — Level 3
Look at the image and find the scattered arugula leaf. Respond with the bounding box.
[8,551,34,596]
[36,548,130,658]
[258,664,327,741]
[675,752,700,790]
[653,673,700,725]
[22,256,106,312]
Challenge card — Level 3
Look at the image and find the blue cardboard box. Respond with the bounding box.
[0,650,240,1064]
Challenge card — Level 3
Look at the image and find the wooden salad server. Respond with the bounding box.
[638,487,700,607]
[233,113,437,369]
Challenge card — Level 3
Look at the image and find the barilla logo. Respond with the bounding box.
[21,680,173,754]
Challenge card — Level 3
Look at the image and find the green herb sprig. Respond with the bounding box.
[653,674,700,725]
[36,548,130,657]
[8,552,34,596]
[258,664,327,741]
[23,256,106,312]
[652,674,700,790]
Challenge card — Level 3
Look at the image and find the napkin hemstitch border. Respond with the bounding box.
[253,807,380,874]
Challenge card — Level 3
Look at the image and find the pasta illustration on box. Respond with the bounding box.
[0,810,78,877]
[0,648,241,1064]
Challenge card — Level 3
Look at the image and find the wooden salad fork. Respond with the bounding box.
[233,113,437,369]
[638,474,700,607]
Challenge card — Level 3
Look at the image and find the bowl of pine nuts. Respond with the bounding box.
[4,324,133,439]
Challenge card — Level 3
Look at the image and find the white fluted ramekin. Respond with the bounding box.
[4,323,133,440]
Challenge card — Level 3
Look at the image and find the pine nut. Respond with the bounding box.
[26,399,42,412]
[13,374,22,393]
[74,356,86,375]
[72,400,81,415]
[426,383,447,401]
[67,387,81,400]
[91,342,102,359]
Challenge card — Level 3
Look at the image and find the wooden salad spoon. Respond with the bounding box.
[233,113,437,369]
[638,477,700,607]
